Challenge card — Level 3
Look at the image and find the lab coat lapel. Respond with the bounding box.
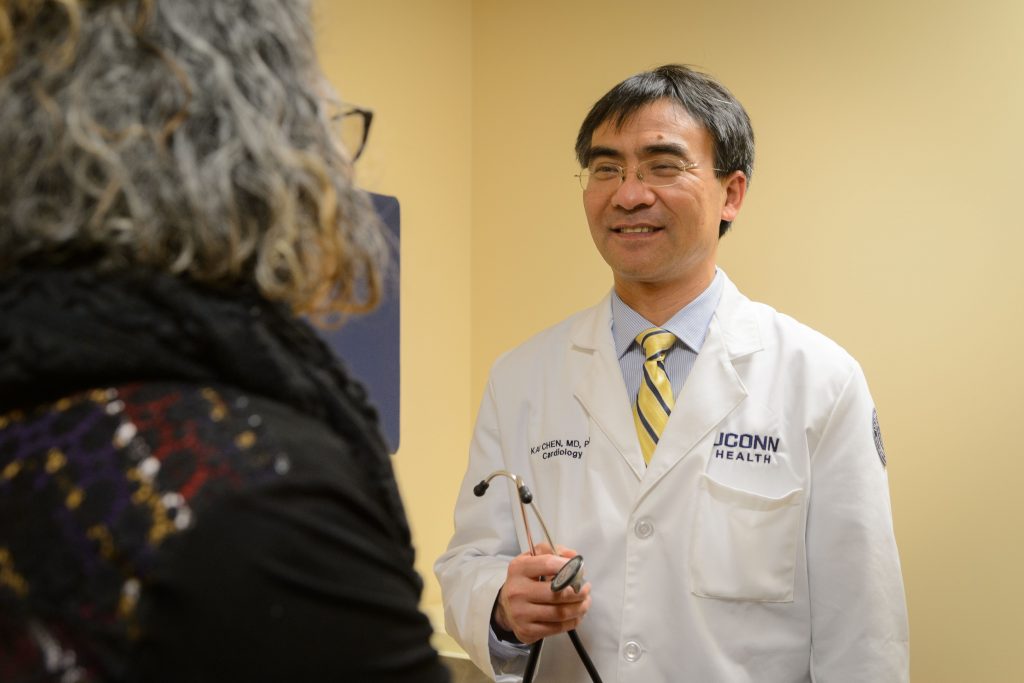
[570,294,646,480]
[641,277,761,492]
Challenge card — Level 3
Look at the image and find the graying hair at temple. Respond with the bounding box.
[0,0,386,316]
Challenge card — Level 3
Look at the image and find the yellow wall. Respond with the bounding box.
[313,0,473,610]
[321,1,1024,680]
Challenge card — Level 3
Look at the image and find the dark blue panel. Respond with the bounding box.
[314,193,400,452]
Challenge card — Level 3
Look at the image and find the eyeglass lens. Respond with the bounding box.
[578,158,693,190]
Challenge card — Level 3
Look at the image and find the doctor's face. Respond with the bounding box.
[582,99,745,299]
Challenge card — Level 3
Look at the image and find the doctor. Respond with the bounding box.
[435,64,909,682]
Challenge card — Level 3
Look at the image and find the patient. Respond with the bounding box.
[0,1,449,681]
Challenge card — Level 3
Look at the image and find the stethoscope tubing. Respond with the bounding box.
[524,631,603,683]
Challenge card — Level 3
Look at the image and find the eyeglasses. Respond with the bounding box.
[330,106,374,161]
[575,157,713,191]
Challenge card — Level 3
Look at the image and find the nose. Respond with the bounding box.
[611,169,656,211]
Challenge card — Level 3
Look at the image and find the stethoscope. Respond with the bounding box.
[474,470,604,683]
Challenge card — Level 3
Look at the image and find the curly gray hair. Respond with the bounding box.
[0,0,386,315]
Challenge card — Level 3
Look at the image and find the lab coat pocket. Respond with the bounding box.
[690,474,803,602]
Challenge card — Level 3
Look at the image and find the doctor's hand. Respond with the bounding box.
[493,544,592,645]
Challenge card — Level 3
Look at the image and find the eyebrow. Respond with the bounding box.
[587,142,691,163]
[587,145,623,161]
[642,142,689,158]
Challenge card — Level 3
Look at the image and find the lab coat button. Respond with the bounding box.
[634,518,654,539]
[623,640,643,662]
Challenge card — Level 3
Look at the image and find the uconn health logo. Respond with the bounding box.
[712,431,780,464]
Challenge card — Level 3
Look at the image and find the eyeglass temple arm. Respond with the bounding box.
[474,470,558,556]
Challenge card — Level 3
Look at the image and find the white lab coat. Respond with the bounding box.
[435,273,909,682]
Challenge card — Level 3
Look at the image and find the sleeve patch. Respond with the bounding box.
[872,408,887,468]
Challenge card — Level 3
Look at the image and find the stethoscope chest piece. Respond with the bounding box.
[551,554,585,593]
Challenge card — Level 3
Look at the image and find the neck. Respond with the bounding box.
[614,271,715,326]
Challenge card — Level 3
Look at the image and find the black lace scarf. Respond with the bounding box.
[0,266,410,543]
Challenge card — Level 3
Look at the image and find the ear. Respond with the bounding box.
[720,171,748,223]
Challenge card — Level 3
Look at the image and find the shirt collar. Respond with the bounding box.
[611,269,724,359]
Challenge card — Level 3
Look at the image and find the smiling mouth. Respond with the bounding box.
[614,225,661,234]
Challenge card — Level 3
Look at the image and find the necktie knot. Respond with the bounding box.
[637,328,676,360]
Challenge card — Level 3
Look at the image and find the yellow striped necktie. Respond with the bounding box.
[633,327,677,464]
